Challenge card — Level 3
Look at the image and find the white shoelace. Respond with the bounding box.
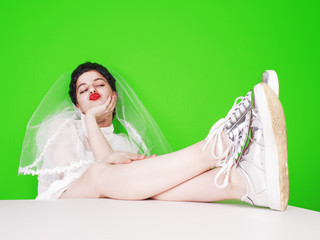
[202,96,250,189]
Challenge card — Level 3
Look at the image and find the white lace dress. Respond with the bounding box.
[36,116,139,200]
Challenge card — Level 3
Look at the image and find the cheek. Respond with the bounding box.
[76,95,87,107]
[76,94,81,104]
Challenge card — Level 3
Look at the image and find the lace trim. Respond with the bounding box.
[19,118,72,175]
[124,120,148,153]
[19,159,92,176]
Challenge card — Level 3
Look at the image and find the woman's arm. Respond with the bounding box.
[85,96,116,161]
[85,114,114,161]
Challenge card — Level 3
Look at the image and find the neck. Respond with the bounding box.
[97,118,113,128]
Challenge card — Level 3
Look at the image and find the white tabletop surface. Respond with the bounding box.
[0,199,319,240]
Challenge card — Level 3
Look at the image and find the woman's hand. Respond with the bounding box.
[86,95,116,124]
[102,152,157,164]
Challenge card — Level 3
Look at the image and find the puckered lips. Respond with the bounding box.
[89,93,101,101]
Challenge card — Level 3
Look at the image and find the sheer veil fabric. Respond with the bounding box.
[19,68,173,177]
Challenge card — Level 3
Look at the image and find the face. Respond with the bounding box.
[76,70,116,114]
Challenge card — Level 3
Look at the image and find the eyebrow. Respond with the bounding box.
[77,78,106,90]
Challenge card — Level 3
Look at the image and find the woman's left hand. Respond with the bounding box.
[101,152,157,164]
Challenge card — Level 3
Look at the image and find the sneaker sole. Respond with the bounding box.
[253,82,289,211]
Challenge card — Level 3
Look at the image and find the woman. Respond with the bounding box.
[19,62,288,211]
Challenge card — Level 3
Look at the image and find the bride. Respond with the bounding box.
[19,62,289,211]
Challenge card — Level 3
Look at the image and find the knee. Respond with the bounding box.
[87,161,109,177]
[85,162,148,200]
[85,162,110,196]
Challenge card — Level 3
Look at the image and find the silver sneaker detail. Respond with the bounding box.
[225,90,252,163]
[203,91,253,189]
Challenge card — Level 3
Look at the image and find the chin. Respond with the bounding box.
[88,99,103,107]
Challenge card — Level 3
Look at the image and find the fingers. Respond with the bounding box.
[127,153,157,162]
[108,95,116,112]
[103,96,112,108]
[104,95,116,114]
[129,153,145,160]
[111,152,157,165]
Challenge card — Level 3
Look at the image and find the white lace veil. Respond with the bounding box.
[18,68,172,176]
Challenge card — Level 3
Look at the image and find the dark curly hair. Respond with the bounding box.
[69,61,117,105]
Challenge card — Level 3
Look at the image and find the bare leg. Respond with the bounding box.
[61,132,230,200]
[152,166,246,202]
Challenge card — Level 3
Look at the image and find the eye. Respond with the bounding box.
[80,89,88,94]
[97,84,105,87]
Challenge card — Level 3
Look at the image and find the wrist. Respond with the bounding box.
[85,114,97,126]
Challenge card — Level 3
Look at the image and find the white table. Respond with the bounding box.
[0,199,319,240]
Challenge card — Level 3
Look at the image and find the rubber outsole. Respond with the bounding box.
[254,83,289,211]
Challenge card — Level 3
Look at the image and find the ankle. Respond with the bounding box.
[202,128,231,168]
[227,166,247,199]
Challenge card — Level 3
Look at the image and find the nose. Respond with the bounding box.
[89,86,97,94]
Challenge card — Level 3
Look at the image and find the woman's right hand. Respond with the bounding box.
[86,95,116,124]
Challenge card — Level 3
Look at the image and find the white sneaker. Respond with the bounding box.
[237,81,289,211]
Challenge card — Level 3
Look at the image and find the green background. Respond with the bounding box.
[1,0,319,211]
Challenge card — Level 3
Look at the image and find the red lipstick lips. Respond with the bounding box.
[89,93,101,100]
